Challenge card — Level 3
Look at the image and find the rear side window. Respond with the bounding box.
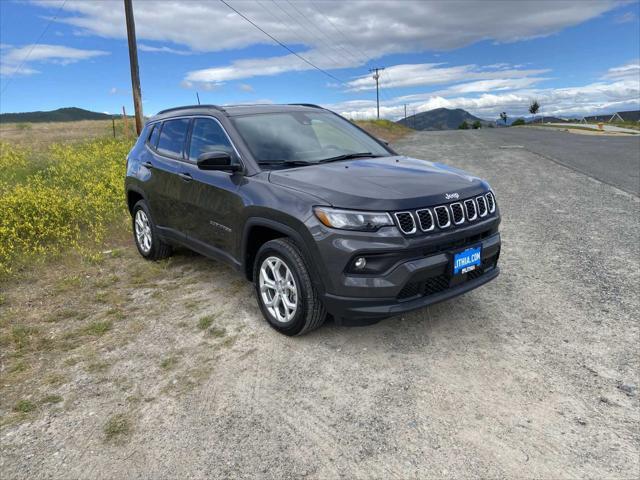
[147,124,160,148]
[157,119,190,158]
[188,118,235,162]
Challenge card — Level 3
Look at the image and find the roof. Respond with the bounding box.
[151,103,324,121]
[617,110,640,122]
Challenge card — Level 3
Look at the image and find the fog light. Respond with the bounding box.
[354,257,367,270]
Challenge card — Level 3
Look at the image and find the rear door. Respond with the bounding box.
[147,118,191,233]
[178,117,244,254]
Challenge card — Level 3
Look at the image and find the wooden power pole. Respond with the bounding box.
[124,0,143,136]
[369,67,385,119]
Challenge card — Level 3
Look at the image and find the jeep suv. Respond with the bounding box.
[125,104,501,335]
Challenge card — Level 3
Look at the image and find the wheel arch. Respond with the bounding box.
[241,218,325,294]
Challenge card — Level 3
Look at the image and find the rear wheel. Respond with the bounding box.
[253,238,326,336]
[132,200,172,260]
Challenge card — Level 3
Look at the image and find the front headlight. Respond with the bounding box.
[314,207,394,231]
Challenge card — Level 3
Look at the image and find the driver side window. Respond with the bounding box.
[188,118,235,163]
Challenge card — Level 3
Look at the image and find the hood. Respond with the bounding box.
[268,156,489,210]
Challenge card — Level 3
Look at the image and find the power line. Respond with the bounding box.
[266,0,343,69]
[308,0,372,63]
[282,0,359,66]
[1,0,68,96]
[218,0,344,84]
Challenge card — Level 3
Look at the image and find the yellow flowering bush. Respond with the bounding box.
[0,138,133,277]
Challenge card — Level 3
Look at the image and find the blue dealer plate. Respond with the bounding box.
[453,246,482,275]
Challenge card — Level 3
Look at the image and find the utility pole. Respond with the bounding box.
[124,0,143,136]
[369,67,385,119]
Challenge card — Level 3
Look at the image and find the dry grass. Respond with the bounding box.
[0,119,136,151]
[355,119,413,143]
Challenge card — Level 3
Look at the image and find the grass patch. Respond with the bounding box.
[13,399,36,413]
[160,356,179,370]
[198,314,216,330]
[45,373,68,386]
[84,320,113,336]
[11,325,38,350]
[104,413,133,442]
[9,360,29,373]
[208,326,227,338]
[354,119,413,142]
[41,394,63,404]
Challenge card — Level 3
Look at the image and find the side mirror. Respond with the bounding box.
[377,138,390,146]
[197,151,241,172]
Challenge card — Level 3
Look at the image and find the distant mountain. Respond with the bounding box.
[0,107,113,123]
[397,108,490,131]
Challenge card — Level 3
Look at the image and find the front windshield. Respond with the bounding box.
[231,111,390,166]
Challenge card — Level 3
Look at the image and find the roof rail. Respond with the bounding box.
[156,104,225,115]
[288,103,324,109]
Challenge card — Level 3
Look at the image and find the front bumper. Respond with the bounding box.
[321,231,501,323]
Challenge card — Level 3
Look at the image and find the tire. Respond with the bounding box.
[132,200,172,260]
[253,238,326,336]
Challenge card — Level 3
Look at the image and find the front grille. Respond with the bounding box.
[424,275,450,295]
[394,212,416,234]
[392,192,497,235]
[486,192,496,213]
[450,203,465,224]
[416,209,434,231]
[434,206,451,228]
[396,255,496,301]
[397,282,422,300]
[464,199,477,221]
[476,196,487,217]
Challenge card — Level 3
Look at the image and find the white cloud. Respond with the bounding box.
[1,43,109,77]
[345,63,551,91]
[326,62,640,120]
[31,0,620,82]
[603,60,640,80]
[138,44,193,56]
[239,83,254,93]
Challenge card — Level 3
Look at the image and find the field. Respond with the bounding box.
[1,121,638,479]
[0,119,136,150]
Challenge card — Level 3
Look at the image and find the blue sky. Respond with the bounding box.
[1,0,639,120]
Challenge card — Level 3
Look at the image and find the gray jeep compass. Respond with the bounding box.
[125,104,501,335]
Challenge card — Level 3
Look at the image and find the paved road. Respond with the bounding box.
[474,127,640,195]
[546,123,640,134]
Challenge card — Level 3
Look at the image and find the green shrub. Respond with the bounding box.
[511,118,526,126]
[0,138,133,278]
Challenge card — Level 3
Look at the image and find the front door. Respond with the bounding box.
[177,117,244,254]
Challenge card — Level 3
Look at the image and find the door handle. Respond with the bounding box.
[178,172,193,182]
[142,161,154,169]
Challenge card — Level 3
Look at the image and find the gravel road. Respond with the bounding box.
[2,129,639,479]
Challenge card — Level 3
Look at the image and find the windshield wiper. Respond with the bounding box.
[317,152,380,163]
[257,160,313,166]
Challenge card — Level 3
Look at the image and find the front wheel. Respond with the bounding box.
[132,200,172,260]
[253,238,326,336]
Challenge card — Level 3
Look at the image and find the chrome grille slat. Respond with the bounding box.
[450,202,465,224]
[394,211,416,234]
[464,199,477,221]
[434,206,451,228]
[416,208,434,231]
[476,196,488,217]
[485,192,496,213]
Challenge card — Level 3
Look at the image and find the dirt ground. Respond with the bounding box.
[1,130,638,479]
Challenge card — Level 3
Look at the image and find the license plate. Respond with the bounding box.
[453,246,482,275]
